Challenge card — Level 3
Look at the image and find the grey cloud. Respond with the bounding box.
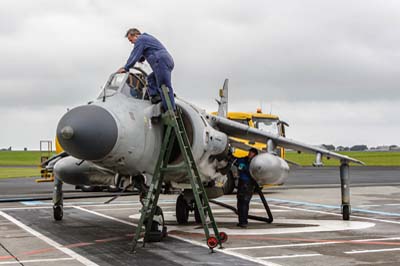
[1,0,399,148]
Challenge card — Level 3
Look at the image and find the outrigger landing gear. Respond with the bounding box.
[52,176,64,221]
[340,160,351,220]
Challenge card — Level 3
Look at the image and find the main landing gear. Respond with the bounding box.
[176,193,209,224]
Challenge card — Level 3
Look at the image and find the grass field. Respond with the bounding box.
[0,167,39,179]
[285,151,400,166]
[0,151,55,166]
[0,151,53,179]
[0,150,398,179]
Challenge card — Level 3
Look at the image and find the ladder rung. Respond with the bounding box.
[161,165,187,173]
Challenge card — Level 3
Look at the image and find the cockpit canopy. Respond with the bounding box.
[97,71,149,100]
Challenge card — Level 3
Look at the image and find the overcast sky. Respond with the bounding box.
[0,0,399,150]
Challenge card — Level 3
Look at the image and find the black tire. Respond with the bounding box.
[53,205,63,221]
[223,171,235,195]
[176,195,189,224]
[107,185,120,192]
[81,185,96,192]
[81,185,103,192]
[342,205,350,220]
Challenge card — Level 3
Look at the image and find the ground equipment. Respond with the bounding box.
[131,86,227,252]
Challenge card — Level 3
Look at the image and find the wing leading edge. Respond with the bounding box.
[206,114,364,165]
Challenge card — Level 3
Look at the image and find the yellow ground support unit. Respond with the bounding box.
[213,109,288,193]
[36,140,55,183]
[214,109,286,159]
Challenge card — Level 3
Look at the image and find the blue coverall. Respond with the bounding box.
[124,33,176,110]
[235,157,256,225]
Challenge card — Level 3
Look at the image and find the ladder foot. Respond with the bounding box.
[207,236,219,249]
[219,232,228,243]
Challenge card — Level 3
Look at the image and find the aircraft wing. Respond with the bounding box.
[207,114,364,165]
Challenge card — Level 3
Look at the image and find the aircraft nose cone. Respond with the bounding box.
[57,105,118,160]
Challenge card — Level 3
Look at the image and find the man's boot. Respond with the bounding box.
[151,95,162,104]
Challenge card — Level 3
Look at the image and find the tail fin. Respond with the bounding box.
[216,79,229,117]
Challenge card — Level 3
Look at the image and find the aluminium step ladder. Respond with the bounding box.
[131,85,227,252]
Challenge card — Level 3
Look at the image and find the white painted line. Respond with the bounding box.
[345,247,400,254]
[355,237,400,242]
[0,206,53,211]
[88,207,139,212]
[226,236,400,251]
[357,203,400,207]
[164,233,282,266]
[0,203,142,211]
[73,206,134,227]
[258,254,322,260]
[0,257,74,265]
[73,206,282,266]
[0,211,98,266]
[226,241,340,250]
[269,204,400,225]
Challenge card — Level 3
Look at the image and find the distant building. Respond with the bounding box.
[389,145,400,151]
[350,145,368,151]
[336,146,345,151]
[374,146,391,151]
[321,144,335,151]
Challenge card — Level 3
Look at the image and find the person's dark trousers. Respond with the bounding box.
[237,179,255,225]
[147,53,176,110]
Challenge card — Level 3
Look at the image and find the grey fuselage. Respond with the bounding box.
[55,73,229,188]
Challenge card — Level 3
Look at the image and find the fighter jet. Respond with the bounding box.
[51,68,363,226]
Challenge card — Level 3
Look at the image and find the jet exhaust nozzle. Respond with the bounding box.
[56,105,118,160]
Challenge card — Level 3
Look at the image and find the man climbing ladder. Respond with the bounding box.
[131,85,227,252]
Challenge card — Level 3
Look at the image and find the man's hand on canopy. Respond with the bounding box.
[117,67,126,74]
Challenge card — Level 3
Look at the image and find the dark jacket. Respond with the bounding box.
[124,33,174,71]
[234,157,252,182]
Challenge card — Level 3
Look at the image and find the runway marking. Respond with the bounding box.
[267,204,400,225]
[263,198,400,217]
[0,206,53,211]
[345,247,400,254]
[356,237,400,242]
[258,254,322,260]
[358,203,400,207]
[20,201,44,206]
[73,206,282,266]
[136,208,374,236]
[226,241,340,250]
[94,236,125,243]
[86,207,140,212]
[0,257,75,265]
[225,236,400,251]
[0,211,99,266]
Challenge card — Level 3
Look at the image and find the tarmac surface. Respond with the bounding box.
[0,167,399,265]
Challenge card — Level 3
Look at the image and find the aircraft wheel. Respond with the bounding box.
[176,195,189,224]
[223,171,235,195]
[81,185,96,192]
[53,205,63,221]
[207,236,218,249]
[342,205,350,221]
